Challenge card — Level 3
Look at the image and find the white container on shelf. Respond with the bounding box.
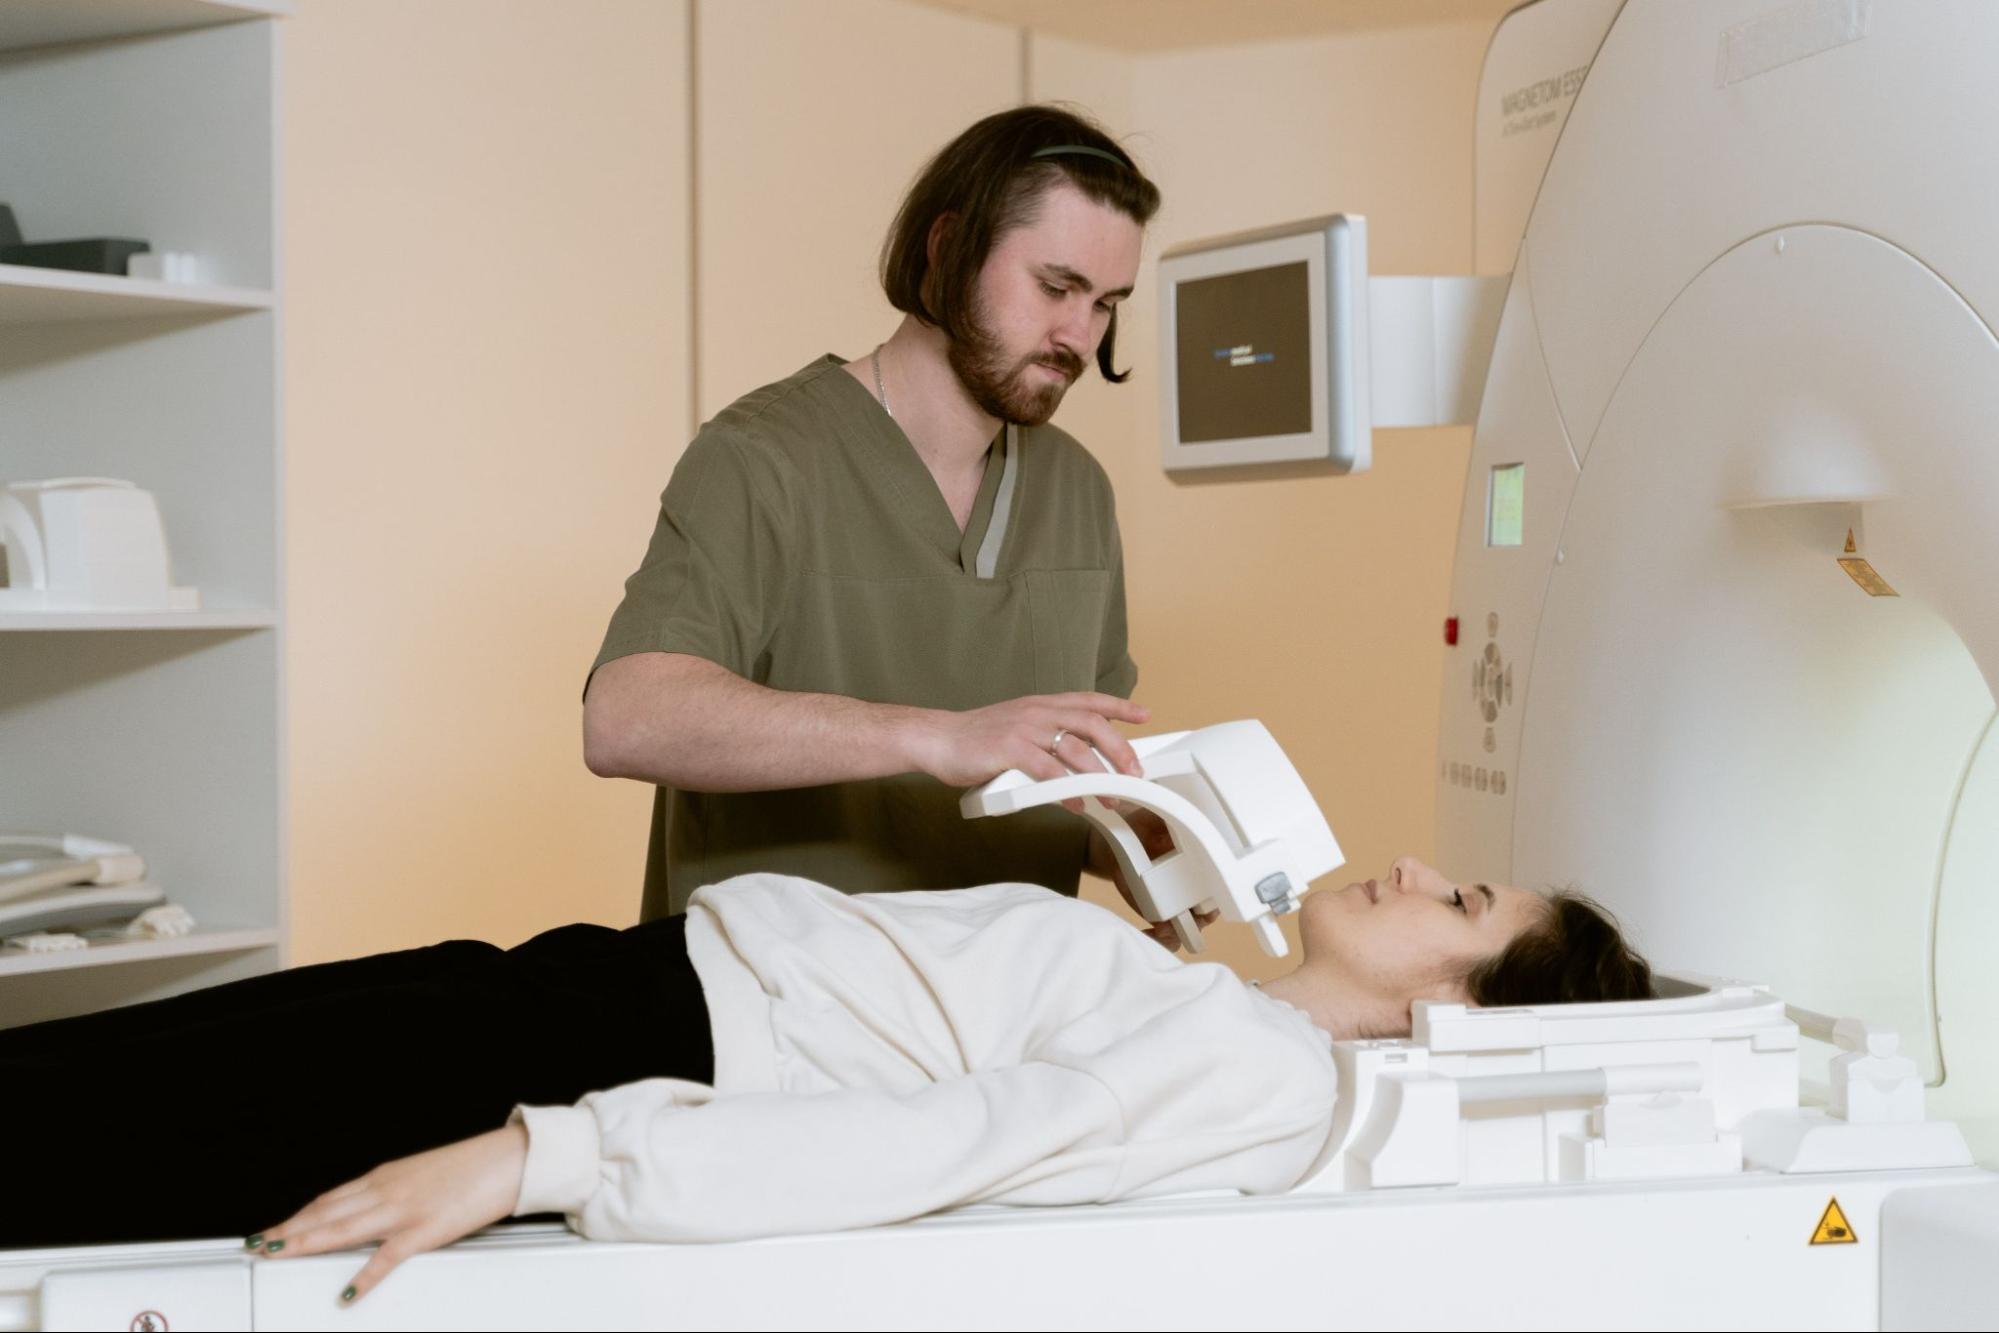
[0,478,199,612]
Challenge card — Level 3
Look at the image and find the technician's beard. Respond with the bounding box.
[947,296,1084,428]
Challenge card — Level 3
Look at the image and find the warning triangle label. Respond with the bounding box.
[1810,1197,1858,1246]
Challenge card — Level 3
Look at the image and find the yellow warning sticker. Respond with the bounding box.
[1811,1197,1858,1246]
[1837,556,1898,597]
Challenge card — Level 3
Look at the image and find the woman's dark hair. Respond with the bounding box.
[1463,890,1654,1006]
[880,103,1162,384]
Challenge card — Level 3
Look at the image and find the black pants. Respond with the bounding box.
[0,915,710,1249]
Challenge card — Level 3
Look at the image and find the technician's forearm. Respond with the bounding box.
[584,653,939,792]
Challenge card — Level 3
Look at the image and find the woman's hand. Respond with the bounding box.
[250,1123,528,1306]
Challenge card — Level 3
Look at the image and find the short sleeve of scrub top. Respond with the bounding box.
[591,429,797,686]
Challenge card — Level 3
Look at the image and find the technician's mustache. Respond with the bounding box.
[1032,351,1085,380]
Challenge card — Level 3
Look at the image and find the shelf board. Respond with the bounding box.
[0,608,277,631]
[0,263,273,325]
[0,926,279,978]
[0,1,289,56]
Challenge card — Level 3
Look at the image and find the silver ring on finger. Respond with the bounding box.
[1048,728,1068,755]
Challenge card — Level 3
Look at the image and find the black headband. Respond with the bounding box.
[1031,144,1128,170]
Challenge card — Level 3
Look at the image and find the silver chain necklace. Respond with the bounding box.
[871,344,893,420]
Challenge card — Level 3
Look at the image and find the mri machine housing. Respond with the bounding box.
[4,1,1998,1327]
[1437,0,1999,1168]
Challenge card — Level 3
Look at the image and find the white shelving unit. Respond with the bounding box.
[0,609,278,631]
[0,1,289,1027]
[0,1,287,52]
[0,260,275,323]
[0,926,280,978]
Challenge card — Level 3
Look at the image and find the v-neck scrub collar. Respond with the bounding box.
[823,354,1019,580]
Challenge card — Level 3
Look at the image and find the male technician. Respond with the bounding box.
[583,105,1177,934]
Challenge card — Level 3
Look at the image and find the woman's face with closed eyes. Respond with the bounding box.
[1296,856,1547,1020]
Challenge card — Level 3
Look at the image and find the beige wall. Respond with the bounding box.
[284,2,1498,970]
[284,0,688,962]
[695,0,1020,420]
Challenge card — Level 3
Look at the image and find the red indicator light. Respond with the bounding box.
[1445,617,1460,646]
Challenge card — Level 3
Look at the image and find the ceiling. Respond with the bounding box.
[906,0,1524,54]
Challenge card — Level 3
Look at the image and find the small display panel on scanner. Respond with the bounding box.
[1488,463,1525,547]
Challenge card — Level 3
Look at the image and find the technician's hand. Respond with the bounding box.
[913,691,1150,792]
[250,1123,527,1307]
[1091,813,1217,950]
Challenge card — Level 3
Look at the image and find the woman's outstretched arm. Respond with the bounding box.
[252,1123,530,1305]
[246,1062,1127,1304]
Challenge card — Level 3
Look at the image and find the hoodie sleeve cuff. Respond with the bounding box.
[509,1104,603,1217]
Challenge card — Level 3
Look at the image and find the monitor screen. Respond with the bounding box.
[1174,260,1313,444]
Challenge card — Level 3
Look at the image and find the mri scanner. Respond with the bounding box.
[5,0,1999,1327]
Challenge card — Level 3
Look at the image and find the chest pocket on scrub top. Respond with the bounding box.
[1022,568,1111,694]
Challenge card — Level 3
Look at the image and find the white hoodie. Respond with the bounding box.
[512,874,1338,1242]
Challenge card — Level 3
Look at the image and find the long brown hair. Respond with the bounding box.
[880,104,1162,384]
[1463,890,1654,1005]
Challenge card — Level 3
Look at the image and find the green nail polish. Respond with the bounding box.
[244,1234,264,1250]
[341,1285,357,1303]
[263,1239,285,1253]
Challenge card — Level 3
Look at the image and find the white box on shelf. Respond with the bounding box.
[0,478,199,612]
[125,250,206,285]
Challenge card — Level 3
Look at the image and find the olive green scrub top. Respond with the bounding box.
[593,355,1139,919]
